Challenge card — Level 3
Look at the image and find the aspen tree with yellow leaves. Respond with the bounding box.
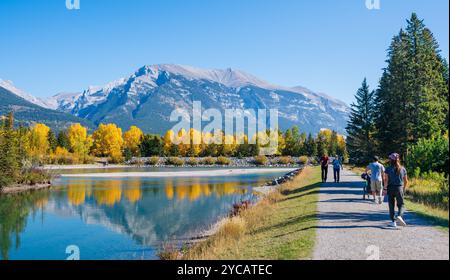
[92,123,124,163]
[27,123,51,163]
[124,126,144,157]
[67,123,93,163]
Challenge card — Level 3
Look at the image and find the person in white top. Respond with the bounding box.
[365,156,385,204]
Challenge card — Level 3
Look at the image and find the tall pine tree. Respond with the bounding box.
[346,78,376,164]
[374,13,449,157]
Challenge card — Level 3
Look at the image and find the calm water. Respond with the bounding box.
[0,168,287,260]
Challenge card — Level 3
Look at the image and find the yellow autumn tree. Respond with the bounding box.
[27,123,50,163]
[176,128,189,157]
[67,123,93,163]
[188,128,202,156]
[163,129,175,155]
[221,133,237,156]
[92,123,124,163]
[123,126,143,157]
[51,146,71,164]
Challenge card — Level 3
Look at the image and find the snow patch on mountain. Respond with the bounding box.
[0,79,50,108]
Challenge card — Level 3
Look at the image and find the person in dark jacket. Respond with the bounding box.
[320,154,329,183]
[383,153,408,228]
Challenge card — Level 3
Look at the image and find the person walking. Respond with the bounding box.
[383,153,408,228]
[366,156,385,204]
[332,155,343,183]
[320,154,329,183]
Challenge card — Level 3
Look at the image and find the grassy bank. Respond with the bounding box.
[170,166,321,260]
[405,176,448,231]
[346,165,449,230]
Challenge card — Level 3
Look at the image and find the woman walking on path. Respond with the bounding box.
[320,154,329,183]
[366,156,385,204]
[332,155,343,183]
[383,153,408,228]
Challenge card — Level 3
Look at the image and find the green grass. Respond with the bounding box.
[404,199,448,232]
[405,176,449,231]
[183,166,321,260]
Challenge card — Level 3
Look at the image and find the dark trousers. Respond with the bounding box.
[333,168,340,182]
[388,188,405,222]
[321,166,328,182]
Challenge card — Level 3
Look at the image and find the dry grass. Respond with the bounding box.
[178,166,321,260]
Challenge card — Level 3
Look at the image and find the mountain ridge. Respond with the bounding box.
[2,64,350,135]
[0,85,95,131]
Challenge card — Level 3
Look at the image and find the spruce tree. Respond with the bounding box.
[0,113,19,187]
[346,78,376,164]
[374,13,448,157]
[305,133,317,157]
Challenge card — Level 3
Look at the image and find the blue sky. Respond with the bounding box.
[0,0,448,104]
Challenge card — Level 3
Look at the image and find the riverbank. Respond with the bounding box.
[43,156,310,170]
[0,183,51,195]
[59,168,297,178]
[160,166,321,260]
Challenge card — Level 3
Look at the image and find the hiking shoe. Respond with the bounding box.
[396,216,407,227]
[389,221,397,228]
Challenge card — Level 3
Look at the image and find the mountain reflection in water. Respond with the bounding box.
[0,171,284,260]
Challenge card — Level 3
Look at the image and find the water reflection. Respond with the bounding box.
[66,178,253,207]
[0,172,282,260]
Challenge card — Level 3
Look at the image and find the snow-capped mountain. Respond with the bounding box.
[0,81,94,131]
[0,79,50,108]
[46,64,350,134]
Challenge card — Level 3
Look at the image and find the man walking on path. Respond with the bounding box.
[332,155,343,183]
[320,154,329,183]
[384,153,408,228]
[366,156,385,204]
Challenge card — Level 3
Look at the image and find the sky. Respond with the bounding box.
[0,0,448,105]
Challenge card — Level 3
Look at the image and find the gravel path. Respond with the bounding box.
[313,167,449,260]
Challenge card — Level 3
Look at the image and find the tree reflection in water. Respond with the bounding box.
[0,174,272,260]
[0,190,50,260]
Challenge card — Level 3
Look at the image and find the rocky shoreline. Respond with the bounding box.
[187,167,305,243]
[0,183,52,195]
[43,156,311,170]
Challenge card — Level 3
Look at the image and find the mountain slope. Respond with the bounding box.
[0,86,94,131]
[48,64,349,134]
[0,79,50,108]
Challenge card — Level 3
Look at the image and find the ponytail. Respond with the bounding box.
[391,159,402,175]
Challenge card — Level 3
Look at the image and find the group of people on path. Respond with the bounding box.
[320,153,409,229]
[365,153,409,228]
[320,154,343,183]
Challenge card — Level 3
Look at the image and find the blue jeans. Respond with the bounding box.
[333,168,340,182]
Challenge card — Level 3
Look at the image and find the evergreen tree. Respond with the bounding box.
[0,113,19,187]
[139,134,164,157]
[329,130,339,156]
[304,133,317,157]
[316,134,327,157]
[57,130,70,150]
[47,129,58,153]
[346,78,376,164]
[374,14,449,157]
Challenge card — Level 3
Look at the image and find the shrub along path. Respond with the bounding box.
[313,167,449,260]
